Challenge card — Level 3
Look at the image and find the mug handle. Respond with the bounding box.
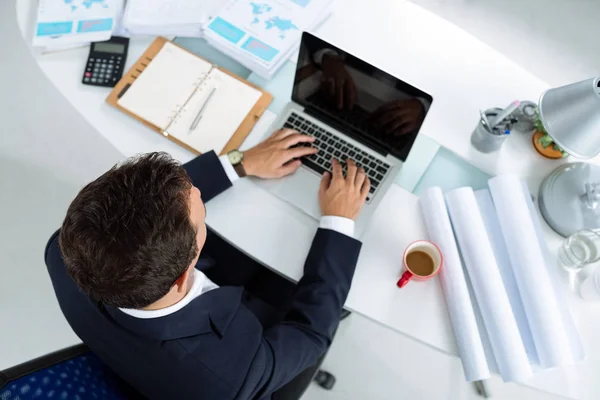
[397,271,413,288]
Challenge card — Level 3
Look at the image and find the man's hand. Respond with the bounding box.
[243,129,318,179]
[319,159,369,220]
[370,98,425,136]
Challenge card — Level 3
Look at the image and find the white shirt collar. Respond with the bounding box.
[119,269,218,319]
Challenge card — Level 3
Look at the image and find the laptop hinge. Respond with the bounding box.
[304,106,389,157]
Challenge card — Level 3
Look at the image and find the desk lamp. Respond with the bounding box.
[538,77,600,237]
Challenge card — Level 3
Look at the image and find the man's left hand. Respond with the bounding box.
[243,129,318,179]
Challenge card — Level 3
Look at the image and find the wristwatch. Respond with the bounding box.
[227,149,247,178]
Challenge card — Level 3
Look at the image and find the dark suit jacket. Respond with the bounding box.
[45,151,362,400]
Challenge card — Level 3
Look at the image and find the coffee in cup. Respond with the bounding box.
[397,240,443,288]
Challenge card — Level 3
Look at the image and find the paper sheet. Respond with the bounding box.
[446,188,532,382]
[521,181,585,363]
[33,0,122,48]
[488,175,575,368]
[168,69,262,154]
[474,189,539,366]
[117,42,213,130]
[420,187,490,382]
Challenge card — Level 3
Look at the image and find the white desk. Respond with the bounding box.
[15,0,600,398]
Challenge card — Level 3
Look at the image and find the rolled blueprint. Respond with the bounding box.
[446,187,532,382]
[488,175,574,367]
[521,181,585,363]
[475,189,539,366]
[420,187,490,382]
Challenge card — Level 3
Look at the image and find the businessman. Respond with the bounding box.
[45,128,370,399]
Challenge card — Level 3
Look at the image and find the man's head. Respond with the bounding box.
[59,152,207,309]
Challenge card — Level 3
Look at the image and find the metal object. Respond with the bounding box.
[539,162,600,237]
[538,77,600,159]
[513,100,537,133]
[471,108,508,153]
[473,381,490,398]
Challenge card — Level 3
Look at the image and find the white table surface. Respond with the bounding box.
[16,0,600,398]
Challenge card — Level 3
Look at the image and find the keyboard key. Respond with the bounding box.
[349,150,356,157]
[314,131,321,138]
[324,161,331,169]
[376,173,383,181]
[356,154,363,161]
[301,124,309,130]
[334,150,341,157]
[369,186,376,194]
[318,128,326,133]
[369,161,377,168]
[327,139,335,145]
[327,146,334,153]
[284,123,293,129]
[301,158,326,175]
[294,120,302,127]
[320,143,327,149]
[308,128,315,134]
[334,143,341,149]
[361,151,368,157]
[341,146,348,152]
[317,158,324,165]
[298,116,305,121]
[376,165,387,173]
[340,139,346,144]
[376,159,382,164]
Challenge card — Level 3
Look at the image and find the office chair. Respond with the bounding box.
[0,344,144,400]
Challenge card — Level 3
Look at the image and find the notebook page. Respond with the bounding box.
[117,42,213,130]
[168,69,262,154]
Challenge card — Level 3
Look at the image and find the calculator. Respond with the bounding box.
[82,36,129,87]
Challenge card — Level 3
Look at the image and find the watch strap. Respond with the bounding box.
[233,161,247,178]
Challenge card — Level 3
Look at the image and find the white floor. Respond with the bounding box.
[2,0,599,399]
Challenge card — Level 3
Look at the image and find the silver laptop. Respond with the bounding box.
[257,32,433,237]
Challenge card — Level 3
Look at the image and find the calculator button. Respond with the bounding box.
[108,59,114,64]
[89,58,94,61]
[83,78,90,83]
[85,72,92,77]
[111,55,115,59]
[91,78,97,83]
[105,79,110,84]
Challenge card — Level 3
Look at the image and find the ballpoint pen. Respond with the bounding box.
[491,100,520,128]
[479,110,491,129]
[188,86,217,134]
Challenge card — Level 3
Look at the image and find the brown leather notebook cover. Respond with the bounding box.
[106,37,273,155]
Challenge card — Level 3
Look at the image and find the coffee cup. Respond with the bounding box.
[397,240,443,288]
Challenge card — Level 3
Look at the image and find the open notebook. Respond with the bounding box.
[109,39,271,155]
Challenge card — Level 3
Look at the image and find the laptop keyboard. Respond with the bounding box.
[283,111,391,202]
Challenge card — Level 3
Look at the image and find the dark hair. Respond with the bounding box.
[59,152,198,309]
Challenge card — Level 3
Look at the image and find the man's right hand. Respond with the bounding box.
[319,158,370,220]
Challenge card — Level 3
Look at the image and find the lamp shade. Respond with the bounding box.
[538,77,600,159]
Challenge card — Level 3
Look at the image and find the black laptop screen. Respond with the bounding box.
[292,32,433,161]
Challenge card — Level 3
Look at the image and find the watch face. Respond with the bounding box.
[229,150,243,164]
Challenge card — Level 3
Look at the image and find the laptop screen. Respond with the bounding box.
[292,32,433,161]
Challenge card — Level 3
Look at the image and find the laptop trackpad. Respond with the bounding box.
[276,168,322,219]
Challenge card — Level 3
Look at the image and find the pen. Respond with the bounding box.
[189,86,217,134]
[479,110,491,129]
[491,100,520,128]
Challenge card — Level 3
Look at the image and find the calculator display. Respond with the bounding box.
[93,42,126,54]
